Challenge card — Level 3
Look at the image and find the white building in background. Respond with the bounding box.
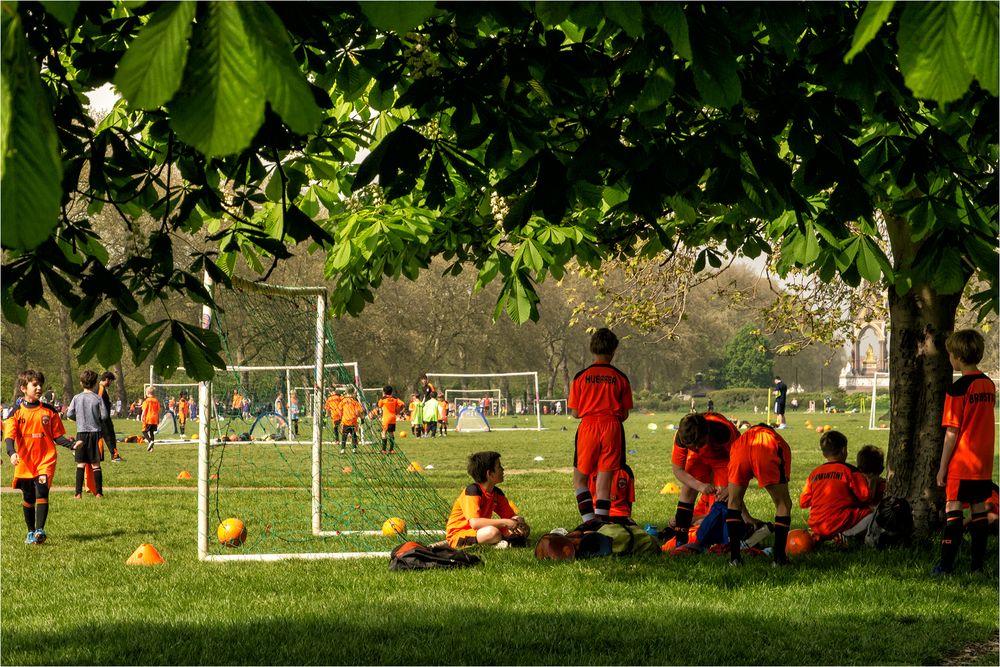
[839,319,890,392]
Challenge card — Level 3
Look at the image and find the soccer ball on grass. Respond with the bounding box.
[217,518,247,548]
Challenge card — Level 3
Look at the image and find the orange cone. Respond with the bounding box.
[177,470,192,480]
[126,543,165,565]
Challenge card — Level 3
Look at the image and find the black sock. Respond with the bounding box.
[576,488,596,522]
[727,508,744,561]
[75,467,85,495]
[388,435,395,452]
[969,511,988,571]
[595,498,611,519]
[674,501,695,545]
[22,503,35,532]
[94,469,103,495]
[382,438,387,452]
[773,515,791,562]
[939,510,964,572]
[35,501,49,530]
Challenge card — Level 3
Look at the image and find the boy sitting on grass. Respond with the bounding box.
[446,451,529,549]
[799,431,874,545]
[856,445,886,506]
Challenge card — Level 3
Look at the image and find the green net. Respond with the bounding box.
[200,277,450,559]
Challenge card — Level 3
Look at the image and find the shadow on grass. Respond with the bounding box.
[65,529,133,543]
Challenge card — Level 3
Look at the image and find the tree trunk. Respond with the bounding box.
[114,361,127,415]
[55,305,74,404]
[885,284,962,536]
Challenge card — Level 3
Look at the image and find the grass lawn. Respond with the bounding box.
[2,409,997,665]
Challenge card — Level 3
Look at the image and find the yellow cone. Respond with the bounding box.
[406,462,423,473]
[126,543,165,565]
[660,482,680,494]
[177,470,192,480]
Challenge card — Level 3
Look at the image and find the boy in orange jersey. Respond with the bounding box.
[437,393,449,437]
[325,389,343,441]
[140,386,161,452]
[373,385,405,454]
[97,371,123,462]
[589,464,636,526]
[799,431,874,544]
[934,329,996,575]
[671,411,741,545]
[338,387,364,454]
[726,423,793,566]
[5,370,81,544]
[446,451,529,548]
[568,328,633,528]
[177,395,189,435]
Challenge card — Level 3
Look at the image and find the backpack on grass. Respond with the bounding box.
[388,541,482,570]
[865,496,913,548]
[596,522,660,556]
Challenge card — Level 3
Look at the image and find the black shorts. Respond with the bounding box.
[384,423,396,433]
[956,479,993,504]
[774,400,786,415]
[74,432,104,464]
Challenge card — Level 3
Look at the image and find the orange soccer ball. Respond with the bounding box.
[217,518,247,548]
[786,529,814,557]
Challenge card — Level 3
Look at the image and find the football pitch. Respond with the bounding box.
[2,410,997,665]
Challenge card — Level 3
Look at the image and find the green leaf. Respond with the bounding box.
[691,34,742,109]
[238,3,322,135]
[844,1,895,63]
[952,1,999,96]
[154,334,181,378]
[931,247,967,294]
[114,2,196,109]
[649,3,691,60]
[170,3,264,156]
[0,16,62,250]
[897,3,972,105]
[359,1,435,32]
[856,237,884,283]
[603,1,644,38]
[330,240,353,271]
[176,322,224,381]
[537,1,571,27]
[636,65,675,112]
[39,1,79,27]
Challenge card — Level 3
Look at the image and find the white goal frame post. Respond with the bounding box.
[426,372,542,431]
[868,372,890,430]
[195,273,440,562]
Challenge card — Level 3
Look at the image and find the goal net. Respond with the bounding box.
[194,275,449,561]
[427,372,542,431]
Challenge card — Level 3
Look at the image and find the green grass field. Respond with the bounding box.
[3,410,997,665]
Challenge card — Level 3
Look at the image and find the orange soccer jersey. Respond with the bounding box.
[589,465,636,519]
[378,397,405,426]
[728,425,791,489]
[141,396,161,427]
[799,461,873,540]
[942,372,996,481]
[568,363,633,420]
[446,482,519,547]
[5,403,67,487]
[439,399,449,422]
[325,394,343,421]
[339,397,364,427]
[671,412,740,487]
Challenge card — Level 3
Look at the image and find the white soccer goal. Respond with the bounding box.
[444,388,501,411]
[194,274,448,562]
[427,371,542,431]
[145,381,199,443]
[537,398,567,416]
[868,372,890,430]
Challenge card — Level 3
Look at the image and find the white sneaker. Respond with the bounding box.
[777,424,787,429]
[495,540,510,550]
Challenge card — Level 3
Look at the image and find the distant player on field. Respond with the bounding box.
[568,328,633,528]
[671,411,741,546]
[339,387,364,454]
[423,393,440,438]
[934,329,996,575]
[66,369,109,499]
[408,393,424,437]
[97,371,123,462]
[373,386,405,454]
[437,393,449,437]
[726,424,793,566]
[772,377,788,428]
[140,386,160,452]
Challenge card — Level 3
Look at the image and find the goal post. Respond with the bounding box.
[195,273,449,562]
[868,372,889,430]
[427,372,542,431]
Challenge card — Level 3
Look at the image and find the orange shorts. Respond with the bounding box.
[447,528,479,548]
[685,455,730,488]
[946,477,992,504]
[574,417,625,475]
[728,428,791,488]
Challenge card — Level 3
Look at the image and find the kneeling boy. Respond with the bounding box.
[446,451,529,548]
[799,431,874,544]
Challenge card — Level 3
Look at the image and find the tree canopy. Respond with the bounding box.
[1,1,996,381]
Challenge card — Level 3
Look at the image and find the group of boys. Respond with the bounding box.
[322,386,366,453]
[447,327,997,576]
[406,391,450,438]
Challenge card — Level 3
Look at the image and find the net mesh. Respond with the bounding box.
[201,277,450,558]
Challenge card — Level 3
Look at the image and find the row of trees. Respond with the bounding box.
[2,2,996,532]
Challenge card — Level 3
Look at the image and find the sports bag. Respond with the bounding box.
[388,541,482,570]
[864,496,913,548]
[597,522,660,556]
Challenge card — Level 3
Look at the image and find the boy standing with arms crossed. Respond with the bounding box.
[66,370,109,499]
[5,370,80,544]
[568,328,633,528]
[935,329,996,575]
